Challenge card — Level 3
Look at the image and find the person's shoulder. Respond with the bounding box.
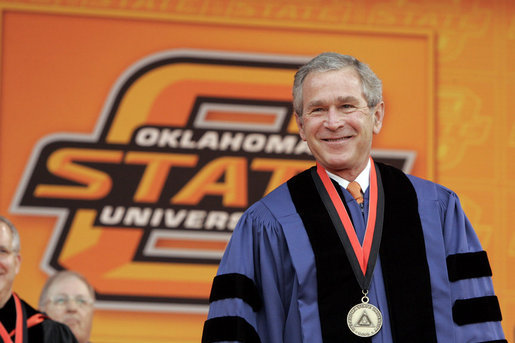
[15,296,77,343]
[244,182,291,223]
[240,168,311,228]
[406,173,456,202]
[376,161,454,201]
[40,318,79,343]
[253,169,310,218]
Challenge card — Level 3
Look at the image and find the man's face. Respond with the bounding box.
[0,222,21,307]
[296,67,384,178]
[42,276,94,343]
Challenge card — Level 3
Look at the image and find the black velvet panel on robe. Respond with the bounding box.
[287,162,437,343]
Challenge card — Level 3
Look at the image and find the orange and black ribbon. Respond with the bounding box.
[0,293,46,343]
[311,158,384,291]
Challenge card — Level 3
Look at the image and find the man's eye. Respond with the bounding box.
[54,298,67,305]
[76,298,88,305]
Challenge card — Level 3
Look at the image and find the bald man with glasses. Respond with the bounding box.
[39,271,94,343]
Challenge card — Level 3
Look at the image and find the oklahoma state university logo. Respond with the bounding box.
[10,50,317,311]
[11,50,415,312]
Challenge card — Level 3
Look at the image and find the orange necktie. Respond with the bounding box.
[347,181,364,204]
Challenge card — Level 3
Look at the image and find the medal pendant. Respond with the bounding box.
[347,291,383,337]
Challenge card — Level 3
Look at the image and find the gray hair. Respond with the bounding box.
[0,216,21,253]
[292,52,383,116]
[39,270,96,309]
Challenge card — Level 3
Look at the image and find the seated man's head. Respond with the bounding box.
[0,216,21,308]
[39,271,95,343]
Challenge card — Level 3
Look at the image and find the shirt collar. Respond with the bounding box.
[326,158,371,192]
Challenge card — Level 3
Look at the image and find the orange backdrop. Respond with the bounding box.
[0,0,513,342]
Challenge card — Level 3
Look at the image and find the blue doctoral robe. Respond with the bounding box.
[202,162,505,343]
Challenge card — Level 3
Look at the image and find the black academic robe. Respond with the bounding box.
[0,294,77,343]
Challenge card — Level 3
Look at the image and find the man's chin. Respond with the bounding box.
[322,157,353,171]
[63,318,81,329]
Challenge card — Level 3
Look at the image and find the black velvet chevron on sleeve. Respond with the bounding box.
[447,251,492,282]
[209,273,262,312]
[202,316,261,343]
[452,295,502,325]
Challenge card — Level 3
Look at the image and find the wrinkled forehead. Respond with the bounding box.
[303,69,365,102]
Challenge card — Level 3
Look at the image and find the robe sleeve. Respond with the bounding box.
[202,200,298,343]
[439,186,506,342]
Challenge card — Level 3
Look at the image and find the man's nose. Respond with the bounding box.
[66,299,79,311]
[324,107,344,129]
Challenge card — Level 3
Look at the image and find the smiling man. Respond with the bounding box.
[296,66,383,182]
[0,216,77,342]
[201,52,506,343]
[39,271,95,343]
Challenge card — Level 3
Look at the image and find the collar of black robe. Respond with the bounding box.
[287,161,437,343]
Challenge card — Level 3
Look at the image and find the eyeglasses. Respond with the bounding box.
[48,295,93,308]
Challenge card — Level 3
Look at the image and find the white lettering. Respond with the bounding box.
[184,210,207,229]
[123,207,153,226]
[99,205,125,224]
[179,130,196,149]
[135,128,160,147]
[219,132,244,151]
[150,208,163,227]
[158,128,182,148]
[164,209,188,227]
[132,127,311,156]
[243,133,266,152]
[98,206,241,232]
[265,135,298,154]
[196,131,219,150]
[204,211,229,230]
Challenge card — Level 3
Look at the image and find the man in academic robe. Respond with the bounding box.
[39,270,95,343]
[0,216,77,342]
[201,52,506,343]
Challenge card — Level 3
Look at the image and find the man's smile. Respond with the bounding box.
[322,135,354,143]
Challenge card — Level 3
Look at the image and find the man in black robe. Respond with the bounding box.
[0,216,77,342]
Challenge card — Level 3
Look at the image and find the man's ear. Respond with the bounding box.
[372,102,385,134]
[14,253,21,275]
[295,113,306,141]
